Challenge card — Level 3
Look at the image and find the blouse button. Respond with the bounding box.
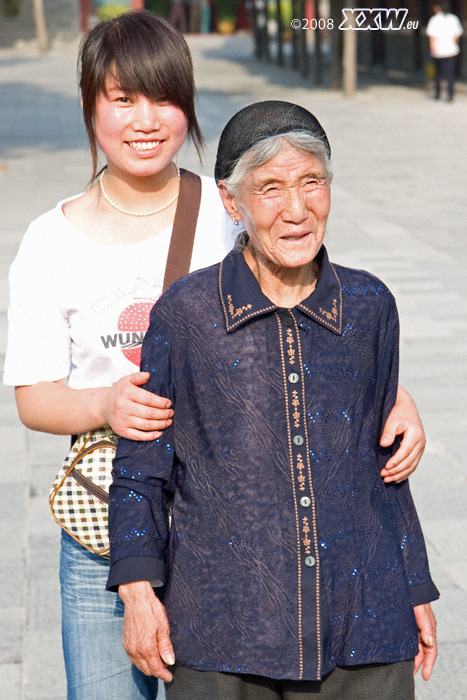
[300,496,311,508]
[293,435,304,446]
[288,373,300,384]
[305,556,316,567]
[283,316,293,327]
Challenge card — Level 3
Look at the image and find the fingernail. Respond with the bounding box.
[166,654,175,666]
[427,636,434,647]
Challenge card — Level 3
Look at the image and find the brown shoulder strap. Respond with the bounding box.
[162,169,202,293]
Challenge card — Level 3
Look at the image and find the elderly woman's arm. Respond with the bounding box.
[109,423,176,681]
[108,435,175,680]
[379,386,425,483]
[107,305,178,679]
[119,581,174,681]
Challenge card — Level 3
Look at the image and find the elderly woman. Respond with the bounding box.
[107,102,439,700]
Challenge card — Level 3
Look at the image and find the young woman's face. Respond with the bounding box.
[94,75,188,179]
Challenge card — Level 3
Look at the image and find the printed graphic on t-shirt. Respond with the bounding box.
[100,297,158,367]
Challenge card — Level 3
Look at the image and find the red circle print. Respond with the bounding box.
[117,299,156,366]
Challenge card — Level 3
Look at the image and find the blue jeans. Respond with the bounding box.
[60,531,163,700]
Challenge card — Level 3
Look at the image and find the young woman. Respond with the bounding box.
[3,11,426,700]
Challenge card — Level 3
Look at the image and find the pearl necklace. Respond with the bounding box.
[99,164,180,217]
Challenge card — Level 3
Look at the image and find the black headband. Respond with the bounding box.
[215,100,331,183]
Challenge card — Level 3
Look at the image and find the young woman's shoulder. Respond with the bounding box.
[197,173,225,203]
[15,193,84,259]
[199,174,217,190]
[61,187,98,233]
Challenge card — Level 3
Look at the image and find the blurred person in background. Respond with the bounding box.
[427,1,463,101]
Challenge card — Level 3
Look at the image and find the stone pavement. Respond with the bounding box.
[0,31,466,700]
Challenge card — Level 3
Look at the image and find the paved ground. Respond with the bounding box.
[0,0,79,49]
[0,29,466,700]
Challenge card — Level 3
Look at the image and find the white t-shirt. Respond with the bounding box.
[427,12,463,58]
[4,175,236,389]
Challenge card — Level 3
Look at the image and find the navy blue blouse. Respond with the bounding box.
[108,246,438,681]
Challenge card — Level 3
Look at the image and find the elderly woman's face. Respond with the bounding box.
[223,142,331,272]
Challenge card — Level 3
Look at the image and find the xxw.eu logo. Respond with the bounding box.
[339,8,415,31]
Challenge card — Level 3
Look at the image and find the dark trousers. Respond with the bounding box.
[434,56,457,99]
[165,660,415,700]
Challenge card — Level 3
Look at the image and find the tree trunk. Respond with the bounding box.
[342,2,357,97]
[32,0,48,53]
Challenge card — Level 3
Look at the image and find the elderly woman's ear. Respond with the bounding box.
[218,182,241,225]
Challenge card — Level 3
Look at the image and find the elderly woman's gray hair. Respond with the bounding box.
[215,100,331,185]
[221,131,333,198]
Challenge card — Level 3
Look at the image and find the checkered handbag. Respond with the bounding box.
[49,427,119,558]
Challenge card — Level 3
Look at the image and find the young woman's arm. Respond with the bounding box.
[380,385,425,483]
[15,372,173,441]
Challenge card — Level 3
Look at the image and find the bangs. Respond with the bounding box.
[97,16,193,111]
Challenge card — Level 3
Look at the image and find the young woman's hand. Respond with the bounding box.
[380,386,426,483]
[101,372,173,441]
[15,375,172,440]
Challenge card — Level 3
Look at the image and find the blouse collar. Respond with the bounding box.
[219,245,343,335]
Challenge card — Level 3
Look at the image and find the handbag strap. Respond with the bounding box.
[162,168,202,293]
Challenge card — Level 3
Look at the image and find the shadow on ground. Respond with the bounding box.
[0,81,85,158]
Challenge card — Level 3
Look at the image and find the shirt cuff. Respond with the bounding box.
[106,556,165,592]
[410,580,440,607]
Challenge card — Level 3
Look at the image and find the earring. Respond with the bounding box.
[232,218,240,226]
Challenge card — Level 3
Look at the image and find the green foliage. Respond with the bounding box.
[268,0,293,26]
[279,0,292,27]
[96,4,131,22]
[216,0,237,23]
[2,0,21,17]
[145,0,170,18]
